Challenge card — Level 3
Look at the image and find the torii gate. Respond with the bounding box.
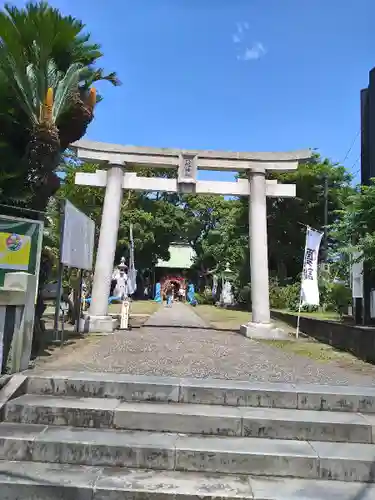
[73,140,311,334]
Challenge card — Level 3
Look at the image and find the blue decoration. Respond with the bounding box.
[154,282,162,303]
[187,283,197,306]
[84,296,121,305]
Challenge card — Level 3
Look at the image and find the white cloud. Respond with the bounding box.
[237,42,266,61]
[231,22,266,61]
[233,21,249,42]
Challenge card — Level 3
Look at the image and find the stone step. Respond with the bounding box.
[1,461,375,500]
[4,393,375,442]
[1,422,375,481]
[26,370,375,413]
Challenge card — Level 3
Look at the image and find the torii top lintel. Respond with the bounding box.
[72,139,312,172]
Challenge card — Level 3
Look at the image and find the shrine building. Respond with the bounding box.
[154,242,196,295]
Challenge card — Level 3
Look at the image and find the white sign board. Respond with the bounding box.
[301,228,323,306]
[351,252,363,299]
[61,200,95,270]
[370,290,375,319]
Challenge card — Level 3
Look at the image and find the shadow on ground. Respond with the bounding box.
[132,323,241,333]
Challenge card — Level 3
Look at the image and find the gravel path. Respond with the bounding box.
[33,303,375,385]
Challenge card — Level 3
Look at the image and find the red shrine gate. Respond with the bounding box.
[160,275,186,297]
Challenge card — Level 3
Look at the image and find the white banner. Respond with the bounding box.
[301,228,323,306]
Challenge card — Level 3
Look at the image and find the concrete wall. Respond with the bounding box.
[0,273,36,374]
[271,310,375,364]
[0,305,23,374]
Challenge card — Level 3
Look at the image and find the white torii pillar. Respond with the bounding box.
[248,166,270,325]
[87,164,124,332]
[73,140,310,334]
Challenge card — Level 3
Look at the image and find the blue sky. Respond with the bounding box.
[8,0,375,183]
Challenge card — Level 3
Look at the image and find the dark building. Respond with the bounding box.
[358,67,375,324]
[361,68,375,185]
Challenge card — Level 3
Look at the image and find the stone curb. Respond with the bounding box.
[0,461,374,499]
[25,370,375,413]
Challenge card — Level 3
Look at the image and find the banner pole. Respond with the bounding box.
[53,199,66,340]
[296,290,302,339]
[75,269,84,333]
[297,225,310,339]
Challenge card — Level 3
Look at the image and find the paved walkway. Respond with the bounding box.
[145,302,207,328]
[33,303,375,385]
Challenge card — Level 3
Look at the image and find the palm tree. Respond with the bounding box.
[1,55,85,169]
[0,1,121,349]
[0,1,120,207]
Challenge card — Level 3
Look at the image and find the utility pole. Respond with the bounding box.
[323,174,328,262]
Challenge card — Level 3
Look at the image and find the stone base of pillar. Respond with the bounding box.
[80,314,118,334]
[240,322,290,340]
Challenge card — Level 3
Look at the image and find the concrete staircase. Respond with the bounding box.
[1,372,375,499]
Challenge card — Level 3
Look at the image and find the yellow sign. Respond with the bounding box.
[0,232,31,271]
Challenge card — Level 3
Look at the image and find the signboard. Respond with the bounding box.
[0,233,31,270]
[351,252,364,299]
[0,215,44,288]
[61,200,95,270]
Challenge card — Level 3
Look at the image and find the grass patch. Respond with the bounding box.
[194,305,251,330]
[195,305,296,333]
[194,304,295,333]
[260,339,341,362]
[274,309,340,321]
[259,338,375,373]
[108,300,159,316]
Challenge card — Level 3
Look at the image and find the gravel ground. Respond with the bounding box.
[32,303,375,385]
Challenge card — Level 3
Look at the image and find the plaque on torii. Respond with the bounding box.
[178,154,197,193]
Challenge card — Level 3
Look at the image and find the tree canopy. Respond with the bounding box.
[0,1,119,210]
[0,1,362,305]
[215,155,352,287]
[332,181,375,269]
[56,162,188,277]
[48,152,354,294]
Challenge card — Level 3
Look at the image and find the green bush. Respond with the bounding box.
[239,279,301,311]
[280,283,301,311]
[194,292,215,305]
[317,277,334,311]
[237,284,251,309]
[269,279,286,309]
[269,278,351,316]
[330,283,351,315]
[269,280,300,311]
[203,286,216,304]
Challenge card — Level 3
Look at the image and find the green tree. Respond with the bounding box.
[0,1,119,346]
[182,195,246,286]
[0,1,119,209]
[55,162,188,279]
[234,154,353,284]
[332,181,375,269]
